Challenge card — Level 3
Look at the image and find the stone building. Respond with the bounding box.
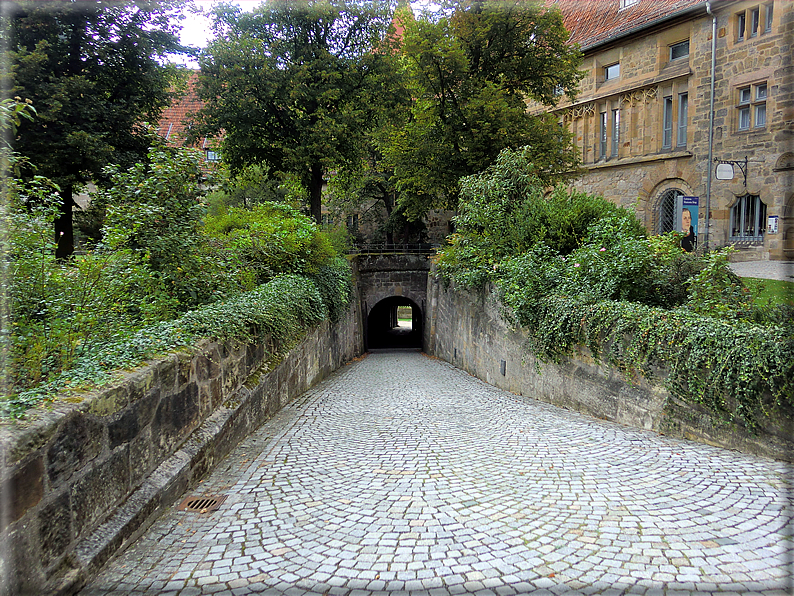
[545,0,793,260]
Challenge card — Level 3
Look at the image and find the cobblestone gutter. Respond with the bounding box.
[0,303,363,596]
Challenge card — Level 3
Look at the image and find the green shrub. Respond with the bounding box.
[97,143,234,310]
[1,274,337,418]
[436,146,645,289]
[203,202,335,284]
[436,146,793,431]
[3,138,352,416]
[5,177,169,393]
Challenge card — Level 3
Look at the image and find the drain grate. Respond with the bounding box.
[177,494,227,513]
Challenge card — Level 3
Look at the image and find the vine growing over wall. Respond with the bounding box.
[436,146,794,432]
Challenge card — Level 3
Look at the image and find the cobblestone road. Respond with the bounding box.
[82,352,793,596]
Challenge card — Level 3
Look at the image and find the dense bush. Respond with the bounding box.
[203,202,335,286]
[2,275,335,418]
[436,147,646,289]
[436,146,794,431]
[2,140,352,417]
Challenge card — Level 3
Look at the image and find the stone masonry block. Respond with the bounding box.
[88,383,128,418]
[157,355,178,394]
[71,447,130,536]
[46,414,104,487]
[107,384,161,450]
[152,383,200,456]
[38,489,73,569]
[5,456,44,524]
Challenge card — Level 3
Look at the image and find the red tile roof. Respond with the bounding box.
[548,0,705,49]
[155,71,215,150]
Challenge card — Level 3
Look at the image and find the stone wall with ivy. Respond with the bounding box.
[425,270,794,463]
[0,301,363,596]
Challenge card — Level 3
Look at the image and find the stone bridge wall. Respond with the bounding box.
[1,296,364,596]
[425,268,794,463]
[356,254,432,341]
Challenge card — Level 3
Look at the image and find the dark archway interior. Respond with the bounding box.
[367,297,422,350]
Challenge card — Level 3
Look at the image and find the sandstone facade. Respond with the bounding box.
[548,0,793,261]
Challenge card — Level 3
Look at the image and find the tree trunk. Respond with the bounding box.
[382,190,395,245]
[309,163,323,225]
[55,184,75,260]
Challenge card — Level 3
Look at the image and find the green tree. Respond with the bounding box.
[5,0,189,258]
[383,0,583,220]
[193,0,402,224]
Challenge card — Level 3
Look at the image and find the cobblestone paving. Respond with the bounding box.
[82,352,793,595]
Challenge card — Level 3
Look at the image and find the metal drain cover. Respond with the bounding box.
[177,494,227,513]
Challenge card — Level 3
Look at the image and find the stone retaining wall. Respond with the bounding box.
[425,270,794,463]
[0,299,363,596]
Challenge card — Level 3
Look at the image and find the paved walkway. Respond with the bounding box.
[82,352,792,596]
[730,260,794,281]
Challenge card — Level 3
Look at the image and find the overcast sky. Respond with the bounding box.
[174,0,434,66]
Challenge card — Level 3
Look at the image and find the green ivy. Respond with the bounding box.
[501,292,793,432]
[438,146,794,432]
[0,274,346,419]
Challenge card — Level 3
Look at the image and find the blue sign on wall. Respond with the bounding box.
[681,196,699,252]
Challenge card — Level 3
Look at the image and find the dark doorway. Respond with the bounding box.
[366,297,423,350]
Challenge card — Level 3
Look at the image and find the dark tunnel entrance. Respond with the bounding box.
[366,297,423,350]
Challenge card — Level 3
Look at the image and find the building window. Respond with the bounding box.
[611,108,620,156]
[347,214,359,234]
[737,11,746,40]
[755,83,767,127]
[764,3,773,32]
[620,0,639,8]
[205,150,221,162]
[750,7,760,37]
[657,188,683,234]
[730,194,767,241]
[662,96,673,148]
[737,82,767,130]
[737,5,774,41]
[677,93,688,147]
[669,40,689,61]
[599,111,608,158]
[604,63,620,81]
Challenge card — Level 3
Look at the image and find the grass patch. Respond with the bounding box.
[745,277,794,307]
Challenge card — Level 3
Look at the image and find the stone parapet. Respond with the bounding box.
[0,301,363,596]
[425,267,793,463]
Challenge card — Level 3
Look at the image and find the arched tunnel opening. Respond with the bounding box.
[366,297,423,350]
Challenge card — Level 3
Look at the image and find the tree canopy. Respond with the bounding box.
[382,0,584,220]
[193,0,402,224]
[5,0,189,258]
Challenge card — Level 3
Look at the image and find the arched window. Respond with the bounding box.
[656,188,683,234]
[730,194,767,242]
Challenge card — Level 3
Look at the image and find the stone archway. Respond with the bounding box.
[366,296,423,350]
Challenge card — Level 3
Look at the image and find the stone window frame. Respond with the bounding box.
[660,80,688,151]
[735,3,775,42]
[736,81,767,131]
[596,99,621,161]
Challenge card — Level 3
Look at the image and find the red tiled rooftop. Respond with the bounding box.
[549,0,705,49]
[156,71,213,149]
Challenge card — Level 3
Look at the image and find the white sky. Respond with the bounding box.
[173,0,435,66]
